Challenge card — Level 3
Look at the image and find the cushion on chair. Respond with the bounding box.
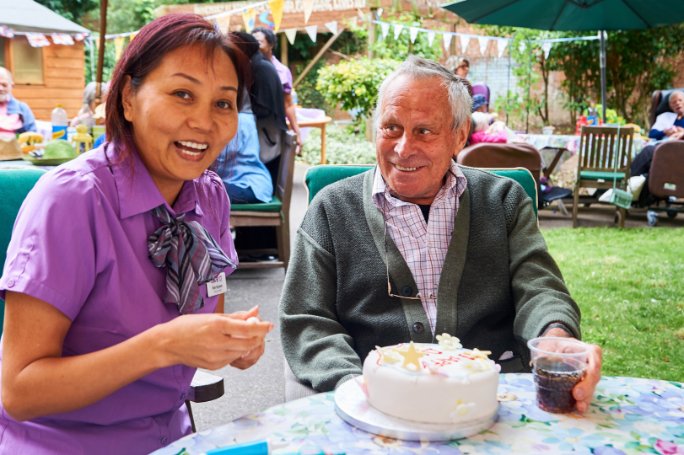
[305,165,373,203]
[579,170,626,181]
[0,168,47,335]
[231,196,282,212]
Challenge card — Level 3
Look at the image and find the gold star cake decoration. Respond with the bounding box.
[399,342,424,370]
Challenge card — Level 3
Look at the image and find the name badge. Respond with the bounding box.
[206,272,227,297]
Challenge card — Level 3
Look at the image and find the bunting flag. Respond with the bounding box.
[129,32,138,42]
[26,32,50,47]
[303,0,314,24]
[542,41,553,59]
[114,36,125,60]
[51,33,74,45]
[376,8,383,18]
[73,33,87,41]
[284,28,297,45]
[268,0,284,31]
[519,41,527,53]
[442,32,452,50]
[242,8,257,32]
[0,26,15,38]
[305,25,317,42]
[426,30,435,46]
[409,27,419,44]
[459,35,469,54]
[477,35,488,55]
[379,22,390,40]
[497,38,508,57]
[325,21,338,35]
[393,24,403,40]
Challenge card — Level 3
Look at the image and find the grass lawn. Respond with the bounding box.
[542,227,684,382]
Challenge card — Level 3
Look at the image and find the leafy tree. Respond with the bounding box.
[34,0,98,23]
[549,26,684,126]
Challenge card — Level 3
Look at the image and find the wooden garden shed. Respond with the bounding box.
[0,0,90,120]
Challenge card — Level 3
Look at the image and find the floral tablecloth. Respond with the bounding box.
[153,374,684,455]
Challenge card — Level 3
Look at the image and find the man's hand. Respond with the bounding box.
[540,327,603,413]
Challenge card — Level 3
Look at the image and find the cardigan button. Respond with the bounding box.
[401,285,413,296]
[412,322,425,334]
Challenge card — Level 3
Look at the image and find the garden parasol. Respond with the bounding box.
[442,0,684,122]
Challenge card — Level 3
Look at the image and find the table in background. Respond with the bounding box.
[298,116,332,164]
[154,374,684,455]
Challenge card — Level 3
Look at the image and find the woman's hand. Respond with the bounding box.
[155,306,273,371]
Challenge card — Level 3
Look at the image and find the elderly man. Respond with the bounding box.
[280,56,602,413]
[0,67,36,134]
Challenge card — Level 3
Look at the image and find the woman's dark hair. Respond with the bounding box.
[231,31,260,59]
[106,14,250,160]
[251,26,276,48]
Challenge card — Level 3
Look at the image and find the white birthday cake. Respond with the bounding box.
[362,334,500,425]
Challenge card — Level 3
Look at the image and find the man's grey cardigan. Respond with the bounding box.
[280,167,580,393]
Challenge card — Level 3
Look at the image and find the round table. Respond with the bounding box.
[154,374,684,454]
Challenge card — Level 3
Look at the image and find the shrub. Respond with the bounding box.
[299,124,376,165]
[316,58,400,125]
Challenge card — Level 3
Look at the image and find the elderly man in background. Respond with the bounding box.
[0,67,36,134]
[280,55,602,414]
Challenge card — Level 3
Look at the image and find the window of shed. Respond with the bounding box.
[11,38,44,84]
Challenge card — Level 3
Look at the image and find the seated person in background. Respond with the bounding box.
[215,110,273,204]
[472,93,488,112]
[648,90,684,140]
[280,56,602,413]
[631,90,684,197]
[70,81,109,130]
[0,66,36,134]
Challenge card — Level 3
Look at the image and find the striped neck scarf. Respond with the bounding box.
[148,205,236,314]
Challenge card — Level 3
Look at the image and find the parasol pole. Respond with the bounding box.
[95,0,108,104]
[599,30,607,123]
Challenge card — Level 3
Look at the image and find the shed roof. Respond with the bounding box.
[0,0,90,34]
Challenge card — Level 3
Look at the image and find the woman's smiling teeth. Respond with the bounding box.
[176,140,208,151]
[395,164,418,171]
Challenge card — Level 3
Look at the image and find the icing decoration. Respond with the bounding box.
[399,342,423,370]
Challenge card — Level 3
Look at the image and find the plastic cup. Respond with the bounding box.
[542,126,555,135]
[527,336,588,413]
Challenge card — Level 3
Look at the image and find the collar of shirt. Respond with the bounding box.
[371,161,467,212]
[108,143,203,220]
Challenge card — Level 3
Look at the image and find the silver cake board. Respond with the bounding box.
[334,377,498,442]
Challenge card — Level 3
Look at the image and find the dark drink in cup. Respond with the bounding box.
[533,357,583,413]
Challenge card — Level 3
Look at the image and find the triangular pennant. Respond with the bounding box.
[519,41,527,53]
[442,32,452,50]
[393,24,404,40]
[242,8,256,32]
[114,36,125,60]
[305,25,317,42]
[303,0,314,24]
[26,32,50,47]
[542,41,553,59]
[51,33,74,45]
[477,36,489,55]
[129,32,138,42]
[497,38,508,57]
[380,22,390,40]
[268,0,284,31]
[325,21,338,35]
[0,25,15,39]
[460,35,470,54]
[73,32,86,42]
[426,30,435,47]
[377,8,383,18]
[284,28,297,45]
[409,27,419,44]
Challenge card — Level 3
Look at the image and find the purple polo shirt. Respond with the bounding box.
[0,143,237,454]
[270,56,293,95]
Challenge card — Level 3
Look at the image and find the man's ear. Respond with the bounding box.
[121,76,134,122]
